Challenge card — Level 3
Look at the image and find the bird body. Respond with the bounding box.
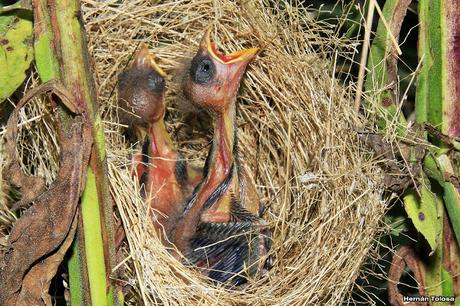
[141,121,201,240]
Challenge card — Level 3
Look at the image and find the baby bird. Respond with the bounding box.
[118,44,201,243]
[173,29,271,285]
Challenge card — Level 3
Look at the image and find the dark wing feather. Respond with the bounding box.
[138,138,150,198]
[185,221,262,285]
[229,196,260,223]
[174,153,188,187]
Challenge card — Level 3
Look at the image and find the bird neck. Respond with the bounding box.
[208,102,236,180]
[173,102,237,253]
[147,119,176,159]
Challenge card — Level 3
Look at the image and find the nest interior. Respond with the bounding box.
[0,0,386,305]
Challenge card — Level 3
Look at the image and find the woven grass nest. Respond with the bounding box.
[0,0,386,305]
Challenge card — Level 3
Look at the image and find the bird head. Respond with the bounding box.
[118,44,167,132]
[183,28,259,112]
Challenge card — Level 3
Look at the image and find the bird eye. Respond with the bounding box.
[190,55,215,85]
[146,72,165,94]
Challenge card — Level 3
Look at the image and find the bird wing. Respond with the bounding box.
[186,221,263,284]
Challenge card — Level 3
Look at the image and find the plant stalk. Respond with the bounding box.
[32,0,123,304]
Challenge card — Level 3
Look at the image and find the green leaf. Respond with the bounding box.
[424,154,460,246]
[441,268,453,296]
[436,155,460,246]
[424,198,444,298]
[0,12,33,102]
[403,175,442,254]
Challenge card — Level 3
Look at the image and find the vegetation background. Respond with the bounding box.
[0,0,459,305]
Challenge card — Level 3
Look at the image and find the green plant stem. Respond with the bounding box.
[80,168,108,305]
[68,229,86,306]
[364,0,410,134]
[416,0,460,301]
[417,0,460,247]
[32,0,122,304]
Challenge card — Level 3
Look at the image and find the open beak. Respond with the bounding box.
[133,43,167,77]
[200,28,259,65]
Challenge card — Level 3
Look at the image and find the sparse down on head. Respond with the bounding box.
[118,44,167,134]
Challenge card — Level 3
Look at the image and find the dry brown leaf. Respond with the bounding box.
[17,211,78,306]
[0,82,92,306]
[388,246,427,306]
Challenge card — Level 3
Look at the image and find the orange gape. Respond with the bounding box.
[174,29,272,285]
[117,44,201,243]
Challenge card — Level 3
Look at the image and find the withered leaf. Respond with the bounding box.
[0,81,92,306]
[388,246,427,306]
[17,211,78,306]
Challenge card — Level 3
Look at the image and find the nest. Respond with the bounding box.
[0,0,386,305]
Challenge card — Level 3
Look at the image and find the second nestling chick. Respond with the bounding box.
[117,44,202,243]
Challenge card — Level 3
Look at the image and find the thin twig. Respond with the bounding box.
[354,1,376,112]
[373,0,403,55]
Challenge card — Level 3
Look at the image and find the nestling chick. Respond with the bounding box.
[173,29,272,285]
[118,44,202,243]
